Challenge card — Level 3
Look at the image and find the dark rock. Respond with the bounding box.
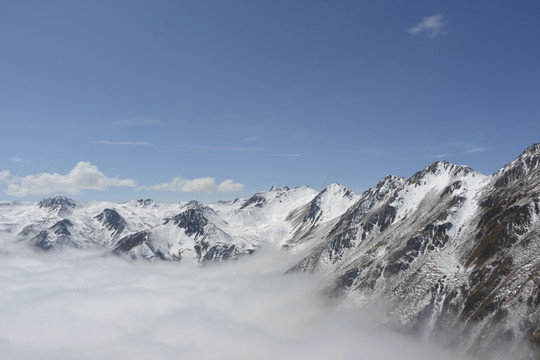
[166,209,209,237]
[32,219,75,250]
[37,196,76,215]
[383,262,409,277]
[95,208,127,237]
[494,143,540,187]
[240,194,266,209]
[441,181,463,197]
[113,231,150,254]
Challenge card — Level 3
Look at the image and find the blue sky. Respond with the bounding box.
[1,0,539,202]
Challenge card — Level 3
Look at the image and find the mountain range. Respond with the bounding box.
[1,144,539,358]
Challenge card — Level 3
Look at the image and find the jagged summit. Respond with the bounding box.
[408,161,476,185]
[320,182,351,195]
[269,185,290,192]
[522,142,540,156]
[240,192,267,209]
[354,175,404,209]
[37,196,77,215]
[302,183,356,224]
[135,199,157,207]
[494,142,540,187]
[37,195,76,208]
[186,200,208,211]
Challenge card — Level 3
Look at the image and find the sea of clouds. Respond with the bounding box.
[0,238,473,360]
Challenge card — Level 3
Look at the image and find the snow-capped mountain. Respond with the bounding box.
[0,144,539,357]
[0,183,353,264]
[289,144,540,358]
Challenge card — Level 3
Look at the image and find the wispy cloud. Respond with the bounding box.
[92,141,153,146]
[424,143,488,159]
[1,162,137,196]
[8,156,26,163]
[140,176,244,194]
[466,147,487,153]
[407,14,447,38]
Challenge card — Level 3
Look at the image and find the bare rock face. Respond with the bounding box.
[95,208,127,238]
[31,219,76,250]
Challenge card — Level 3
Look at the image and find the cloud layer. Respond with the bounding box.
[1,162,137,196]
[407,14,447,38]
[147,176,244,193]
[0,163,244,197]
[0,243,467,360]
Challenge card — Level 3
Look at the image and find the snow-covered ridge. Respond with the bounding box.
[0,185,351,263]
[288,144,540,357]
[1,144,540,356]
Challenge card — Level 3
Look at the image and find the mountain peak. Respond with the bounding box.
[269,185,290,192]
[38,195,75,207]
[135,199,156,207]
[322,182,344,191]
[494,143,540,187]
[408,161,474,185]
[320,182,354,199]
[522,142,540,156]
[37,196,77,215]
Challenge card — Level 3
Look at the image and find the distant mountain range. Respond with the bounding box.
[1,144,539,358]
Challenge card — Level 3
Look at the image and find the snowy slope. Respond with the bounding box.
[0,185,346,263]
[289,145,540,358]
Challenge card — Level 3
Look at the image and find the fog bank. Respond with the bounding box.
[0,242,467,360]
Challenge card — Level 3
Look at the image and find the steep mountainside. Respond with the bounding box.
[289,144,540,358]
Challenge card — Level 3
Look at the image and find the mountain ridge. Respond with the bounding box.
[1,144,539,357]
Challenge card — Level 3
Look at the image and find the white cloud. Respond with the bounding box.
[0,244,470,360]
[149,176,216,193]
[0,170,13,183]
[8,156,26,163]
[217,179,245,193]
[93,141,152,146]
[407,14,447,38]
[146,176,245,194]
[3,162,137,197]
